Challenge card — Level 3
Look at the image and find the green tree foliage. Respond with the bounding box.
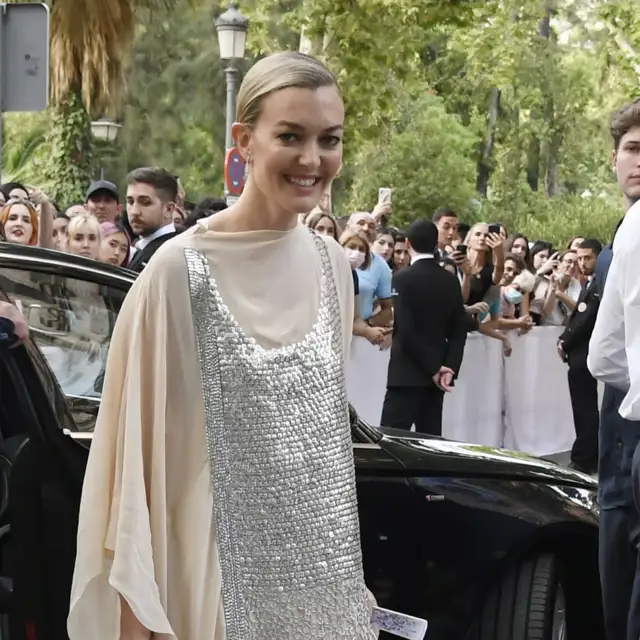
[6,0,637,242]
[2,113,51,188]
[117,1,230,198]
[43,90,93,204]
[346,93,479,227]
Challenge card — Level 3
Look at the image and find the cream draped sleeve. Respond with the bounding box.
[67,222,354,640]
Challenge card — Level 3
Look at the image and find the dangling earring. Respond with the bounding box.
[244,152,251,181]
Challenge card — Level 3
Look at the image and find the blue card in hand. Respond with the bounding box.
[371,606,428,640]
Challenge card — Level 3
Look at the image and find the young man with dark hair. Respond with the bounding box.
[558,239,602,475]
[381,218,467,436]
[125,167,179,272]
[588,100,640,640]
[432,207,458,255]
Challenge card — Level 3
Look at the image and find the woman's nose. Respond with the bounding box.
[299,141,321,169]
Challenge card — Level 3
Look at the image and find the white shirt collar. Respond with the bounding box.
[411,253,435,265]
[135,223,175,251]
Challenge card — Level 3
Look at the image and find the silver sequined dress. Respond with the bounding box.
[184,234,374,640]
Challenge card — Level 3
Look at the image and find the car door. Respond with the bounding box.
[0,252,131,639]
[0,253,130,431]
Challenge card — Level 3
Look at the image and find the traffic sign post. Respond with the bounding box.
[224,147,245,203]
[0,3,50,178]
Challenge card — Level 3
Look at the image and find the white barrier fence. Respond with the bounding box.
[347,326,590,457]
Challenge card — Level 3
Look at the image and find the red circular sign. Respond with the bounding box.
[224,148,246,196]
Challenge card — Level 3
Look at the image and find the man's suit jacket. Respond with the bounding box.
[559,277,599,369]
[128,232,177,273]
[387,257,467,388]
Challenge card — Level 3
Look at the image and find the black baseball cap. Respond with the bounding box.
[86,180,119,202]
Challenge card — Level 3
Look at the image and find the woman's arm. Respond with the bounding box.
[520,292,531,317]
[487,232,505,285]
[477,322,512,355]
[556,289,577,312]
[369,297,393,327]
[353,295,386,344]
[542,280,557,320]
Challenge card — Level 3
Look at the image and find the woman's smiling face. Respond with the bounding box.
[233,85,345,218]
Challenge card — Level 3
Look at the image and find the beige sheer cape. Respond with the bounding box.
[67,221,354,639]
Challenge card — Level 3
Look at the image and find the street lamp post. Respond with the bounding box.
[91,118,122,179]
[215,4,249,200]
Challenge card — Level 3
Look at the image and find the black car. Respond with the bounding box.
[0,243,604,640]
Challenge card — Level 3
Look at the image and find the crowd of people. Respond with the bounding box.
[0,175,228,272]
[0,163,604,476]
[302,199,603,473]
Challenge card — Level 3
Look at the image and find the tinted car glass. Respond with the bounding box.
[0,267,125,429]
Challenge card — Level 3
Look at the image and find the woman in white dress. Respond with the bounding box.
[68,52,376,640]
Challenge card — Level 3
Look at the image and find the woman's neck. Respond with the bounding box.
[209,182,299,232]
[468,248,486,269]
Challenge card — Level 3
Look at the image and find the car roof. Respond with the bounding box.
[0,242,137,288]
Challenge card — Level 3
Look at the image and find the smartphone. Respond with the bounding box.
[488,223,501,235]
[378,187,392,206]
[456,244,468,256]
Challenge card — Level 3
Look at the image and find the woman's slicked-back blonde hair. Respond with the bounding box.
[236,51,340,126]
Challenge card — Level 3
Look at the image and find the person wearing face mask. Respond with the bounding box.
[346,211,393,328]
[500,270,536,321]
[340,230,388,346]
[381,218,467,437]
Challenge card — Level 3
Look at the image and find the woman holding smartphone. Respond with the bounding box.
[453,222,505,305]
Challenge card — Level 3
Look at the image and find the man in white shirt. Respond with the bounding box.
[588,99,640,640]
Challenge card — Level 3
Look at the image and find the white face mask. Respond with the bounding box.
[344,248,365,269]
[504,287,523,305]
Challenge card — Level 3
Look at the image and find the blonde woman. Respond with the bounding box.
[66,213,101,259]
[455,222,504,305]
[69,52,377,640]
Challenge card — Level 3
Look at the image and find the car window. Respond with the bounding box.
[0,267,125,406]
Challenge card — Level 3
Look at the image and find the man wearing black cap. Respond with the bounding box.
[85,180,123,224]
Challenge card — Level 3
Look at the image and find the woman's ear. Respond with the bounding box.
[232,122,253,162]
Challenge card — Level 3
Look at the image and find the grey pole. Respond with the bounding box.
[224,65,237,199]
[224,66,237,150]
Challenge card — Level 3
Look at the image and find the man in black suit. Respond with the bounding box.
[558,238,603,474]
[126,167,179,272]
[381,218,467,436]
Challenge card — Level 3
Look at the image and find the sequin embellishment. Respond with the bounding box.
[185,235,374,640]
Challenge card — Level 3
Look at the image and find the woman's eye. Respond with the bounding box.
[278,133,298,143]
[320,135,341,147]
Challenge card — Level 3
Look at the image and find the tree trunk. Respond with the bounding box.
[476,87,501,196]
[526,135,541,191]
[544,129,563,196]
[44,88,93,204]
